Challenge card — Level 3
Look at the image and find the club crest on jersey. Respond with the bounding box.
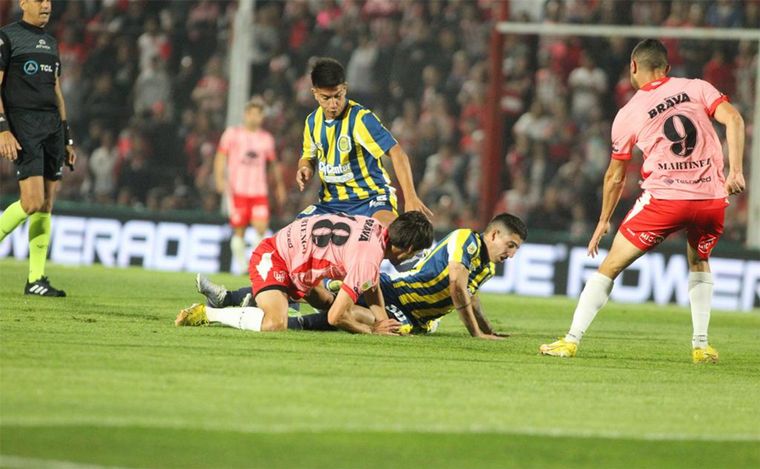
[467,243,477,256]
[337,135,352,153]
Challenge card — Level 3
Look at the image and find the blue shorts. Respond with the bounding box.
[297,192,398,219]
[354,280,440,335]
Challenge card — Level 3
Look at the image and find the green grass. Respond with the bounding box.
[1,258,759,468]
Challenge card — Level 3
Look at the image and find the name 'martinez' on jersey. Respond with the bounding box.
[301,100,397,202]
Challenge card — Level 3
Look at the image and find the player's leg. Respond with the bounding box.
[2,111,45,242]
[27,178,58,282]
[541,232,644,357]
[686,242,718,363]
[685,200,725,363]
[229,194,250,274]
[249,200,269,252]
[288,305,373,331]
[230,226,247,274]
[0,177,41,241]
[18,176,65,296]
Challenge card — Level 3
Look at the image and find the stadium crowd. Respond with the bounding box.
[0,0,756,243]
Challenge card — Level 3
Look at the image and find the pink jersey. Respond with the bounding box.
[611,76,729,200]
[218,126,276,198]
[275,214,386,301]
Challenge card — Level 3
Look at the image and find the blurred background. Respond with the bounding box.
[0,0,756,245]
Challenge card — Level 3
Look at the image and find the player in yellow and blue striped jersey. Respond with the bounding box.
[295,58,433,226]
[375,213,527,337]
[194,214,527,338]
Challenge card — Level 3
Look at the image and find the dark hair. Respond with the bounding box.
[310,58,346,88]
[388,211,433,252]
[486,213,528,240]
[631,39,669,71]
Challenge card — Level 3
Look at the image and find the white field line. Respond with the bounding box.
[0,455,133,469]
[2,416,759,442]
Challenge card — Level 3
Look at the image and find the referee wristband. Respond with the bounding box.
[62,120,74,146]
[0,113,9,132]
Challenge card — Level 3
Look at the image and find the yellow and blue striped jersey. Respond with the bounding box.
[381,229,495,321]
[301,100,397,202]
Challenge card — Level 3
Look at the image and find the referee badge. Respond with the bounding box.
[337,135,352,153]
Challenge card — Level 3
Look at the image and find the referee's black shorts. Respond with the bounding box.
[9,110,66,181]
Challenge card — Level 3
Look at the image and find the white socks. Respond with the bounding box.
[206,306,264,331]
[689,272,713,348]
[565,272,614,343]
[231,235,247,274]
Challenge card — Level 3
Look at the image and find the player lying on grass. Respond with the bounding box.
[194,213,527,339]
[175,211,433,334]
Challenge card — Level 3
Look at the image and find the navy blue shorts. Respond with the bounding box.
[297,192,398,219]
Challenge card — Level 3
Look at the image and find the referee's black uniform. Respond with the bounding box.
[0,20,65,180]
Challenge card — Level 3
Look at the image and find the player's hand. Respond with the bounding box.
[404,195,434,220]
[587,221,611,258]
[0,130,22,161]
[476,333,506,340]
[371,318,401,335]
[296,165,313,191]
[725,171,745,195]
[65,145,76,170]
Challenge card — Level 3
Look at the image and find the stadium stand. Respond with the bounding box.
[0,0,755,243]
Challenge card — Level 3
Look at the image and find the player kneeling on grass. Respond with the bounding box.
[197,213,527,339]
[176,211,433,334]
[539,39,746,363]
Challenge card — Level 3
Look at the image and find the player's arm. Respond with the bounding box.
[713,101,746,195]
[54,75,76,169]
[387,144,433,219]
[449,261,502,340]
[587,157,629,258]
[471,294,509,337]
[269,160,287,208]
[0,70,22,161]
[327,288,399,335]
[296,120,316,191]
[213,150,227,194]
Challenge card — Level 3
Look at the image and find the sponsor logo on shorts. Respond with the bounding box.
[369,195,388,208]
[698,236,717,255]
[273,271,286,283]
[638,231,664,247]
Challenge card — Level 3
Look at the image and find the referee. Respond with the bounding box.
[0,0,76,296]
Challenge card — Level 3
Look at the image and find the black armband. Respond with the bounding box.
[0,113,9,132]
[62,120,73,146]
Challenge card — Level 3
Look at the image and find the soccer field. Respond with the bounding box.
[1,259,759,468]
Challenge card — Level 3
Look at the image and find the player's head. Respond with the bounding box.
[629,39,670,89]
[20,0,52,27]
[483,213,527,263]
[244,96,265,130]
[311,58,348,120]
[386,211,434,266]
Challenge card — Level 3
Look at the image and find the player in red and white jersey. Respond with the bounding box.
[541,39,745,363]
[214,97,287,273]
[176,211,433,334]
